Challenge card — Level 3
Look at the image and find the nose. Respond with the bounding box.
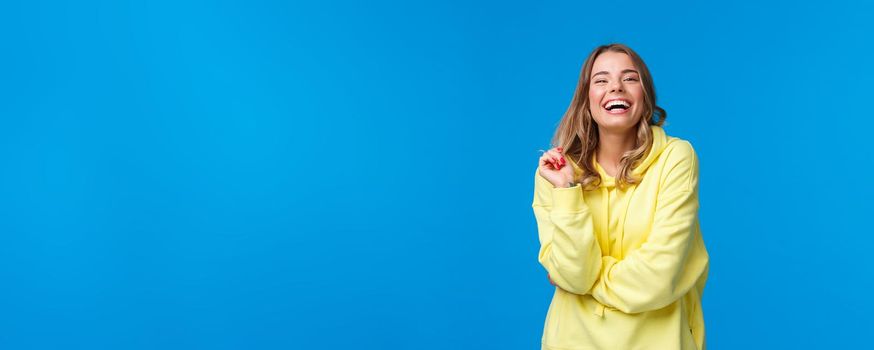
[609,79,624,92]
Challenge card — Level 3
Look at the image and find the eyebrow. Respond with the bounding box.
[592,69,639,77]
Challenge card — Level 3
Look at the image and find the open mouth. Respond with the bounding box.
[603,99,632,114]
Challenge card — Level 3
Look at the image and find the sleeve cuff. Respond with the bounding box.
[550,184,587,212]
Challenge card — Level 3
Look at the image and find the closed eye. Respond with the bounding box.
[594,77,639,84]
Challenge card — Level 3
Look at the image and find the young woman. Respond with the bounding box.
[532,43,710,350]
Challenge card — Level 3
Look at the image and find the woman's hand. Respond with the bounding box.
[548,273,556,287]
[538,147,575,188]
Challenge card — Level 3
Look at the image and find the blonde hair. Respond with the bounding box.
[552,43,667,191]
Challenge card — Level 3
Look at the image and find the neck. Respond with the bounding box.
[596,127,637,167]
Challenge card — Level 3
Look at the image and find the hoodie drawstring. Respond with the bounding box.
[618,185,637,258]
[592,183,637,318]
[594,185,609,318]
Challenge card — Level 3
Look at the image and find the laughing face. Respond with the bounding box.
[588,51,645,132]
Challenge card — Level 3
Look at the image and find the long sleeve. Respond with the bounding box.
[590,141,709,314]
[531,166,603,295]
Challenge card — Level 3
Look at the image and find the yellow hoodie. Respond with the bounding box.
[532,125,709,350]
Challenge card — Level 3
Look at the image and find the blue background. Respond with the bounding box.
[1,0,871,348]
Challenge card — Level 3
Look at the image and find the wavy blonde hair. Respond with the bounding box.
[552,43,667,191]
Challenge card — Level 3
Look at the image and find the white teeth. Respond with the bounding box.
[605,100,631,109]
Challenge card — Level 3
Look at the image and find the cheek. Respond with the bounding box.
[631,87,645,101]
[589,98,602,115]
[588,89,602,110]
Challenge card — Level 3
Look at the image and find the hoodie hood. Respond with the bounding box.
[570,125,671,189]
[629,124,669,178]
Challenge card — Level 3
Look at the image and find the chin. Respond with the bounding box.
[595,115,640,132]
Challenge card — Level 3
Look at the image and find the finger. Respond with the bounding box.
[542,154,559,169]
[547,149,563,161]
[547,150,565,167]
[540,155,554,168]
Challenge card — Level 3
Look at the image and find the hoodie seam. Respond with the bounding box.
[658,140,697,193]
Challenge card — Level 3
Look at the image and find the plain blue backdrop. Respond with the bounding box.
[1,0,872,348]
